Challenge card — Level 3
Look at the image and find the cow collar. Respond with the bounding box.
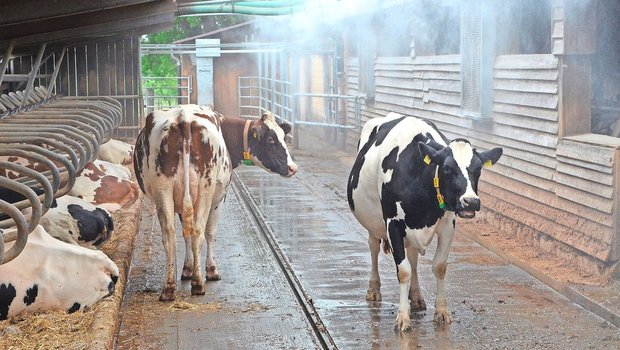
[434,165,446,210]
[242,119,254,166]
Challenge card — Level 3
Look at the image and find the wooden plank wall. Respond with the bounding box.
[345,52,616,270]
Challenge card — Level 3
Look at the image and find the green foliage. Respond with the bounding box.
[141,16,248,106]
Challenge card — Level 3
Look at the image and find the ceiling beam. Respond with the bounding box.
[0,0,158,26]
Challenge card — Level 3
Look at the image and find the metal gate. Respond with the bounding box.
[238,42,361,139]
[142,76,192,114]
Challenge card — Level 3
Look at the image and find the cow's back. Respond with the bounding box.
[347,113,447,236]
[134,105,230,211]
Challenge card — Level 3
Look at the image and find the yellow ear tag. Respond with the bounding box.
[423,155,431,165]
[243,151,251,160]
[484,160,493,168]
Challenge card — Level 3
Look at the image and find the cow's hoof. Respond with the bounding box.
[395,312,412,332]
[181,267,193,280]
[366,290,382,301]
[191,283,206,295]
[433,309,452,324]
[206,266,220,281]
[159,290,176,302]
[410,298,427,312]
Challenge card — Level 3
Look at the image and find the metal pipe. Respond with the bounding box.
[178,0,306,7]
[46,47,67,98]
[20,43,47,108]
[0,39,16,87]
[178,4,304,16]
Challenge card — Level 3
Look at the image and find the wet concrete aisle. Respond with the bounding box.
[234,148,620,349]
[115,186,319,350]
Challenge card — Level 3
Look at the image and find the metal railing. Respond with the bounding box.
[238,75,360,129]
[0,85,122,264]
[142,76,192,113]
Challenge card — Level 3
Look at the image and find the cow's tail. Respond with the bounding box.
[181,120,195,238]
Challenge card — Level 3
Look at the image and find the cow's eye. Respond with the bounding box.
[443,166,452,175]
[267,136,275,144]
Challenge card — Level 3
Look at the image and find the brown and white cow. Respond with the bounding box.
[69,160,139,212]
[134,104,296,301]
[0,225,119,320]
[97,139,134,165]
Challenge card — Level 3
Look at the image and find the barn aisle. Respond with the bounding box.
[115,147,620,349]
[115,186,319,349]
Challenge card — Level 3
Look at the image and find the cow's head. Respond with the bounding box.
[418,139,502,218]
[248,112,297,177]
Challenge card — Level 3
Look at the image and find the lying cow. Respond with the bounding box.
[69,160,139,212]
[347,112,502,331]
[134,105,297,301]
[0,187,113,250]
[97,139,134,165]
[0,225,119,320]
[34,195,114,249]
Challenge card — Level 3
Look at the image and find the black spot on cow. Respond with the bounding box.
[111,275,118,284]
[23,284,38,306]
[67,302,81,314]
[67,204,114,247]
[348,117,408,211]
[0,187,57,221]
[452,219,456,228]
[0,283,17,320]
[388,219,407,269]
[380,137,445,230]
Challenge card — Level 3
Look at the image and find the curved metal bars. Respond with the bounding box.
[0,198,29,264]
[0,85,124,263]
[0,174,41,232]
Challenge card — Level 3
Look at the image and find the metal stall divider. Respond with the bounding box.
[0,83,122,264]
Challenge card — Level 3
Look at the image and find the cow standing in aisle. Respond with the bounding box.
[134,105,297,301]
[347,112,502,331]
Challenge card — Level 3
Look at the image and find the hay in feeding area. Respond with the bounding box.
[0,309,94,350]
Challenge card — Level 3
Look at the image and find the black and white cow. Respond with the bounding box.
[347,112,502,331]
[1,188,114,249]
[34,195,114,249]
[134,105,297,301]
[0,225,119,320]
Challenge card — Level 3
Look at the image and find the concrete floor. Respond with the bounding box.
[115,146,620,350]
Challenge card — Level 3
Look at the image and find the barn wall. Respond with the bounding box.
[345,51,618,276]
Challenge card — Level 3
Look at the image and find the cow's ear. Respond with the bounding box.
[418,141,445,165]
[251,123,267,140]
[279,123,292,135]
[477,147,503,167]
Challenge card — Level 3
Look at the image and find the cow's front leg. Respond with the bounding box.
[156,202,177,302]
[181,235,193,280]
[407,247,426,311]
[366,235,382,301]
[388,220,412,332]
[204,204,222,281]
[432,214,456,324]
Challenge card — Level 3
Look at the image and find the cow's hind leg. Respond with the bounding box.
[155,196,177,302]
[204,204,222,281]
[181,235,193,280]
[407,248,426,311]
[366,235,382,301]
[432,215,455,324]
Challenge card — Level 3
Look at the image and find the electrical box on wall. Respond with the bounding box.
[196,39,221,106]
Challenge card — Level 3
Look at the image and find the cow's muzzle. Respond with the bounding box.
[457,197,480,219]
[284,163,298,177]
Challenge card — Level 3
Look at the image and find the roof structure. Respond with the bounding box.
[0,0,177,56]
